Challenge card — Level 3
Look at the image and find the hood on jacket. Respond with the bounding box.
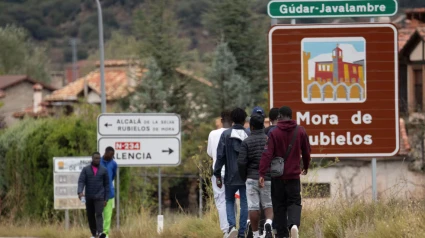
[277,120,298,131]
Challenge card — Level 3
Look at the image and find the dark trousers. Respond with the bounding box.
[86,199,105,236]
[272,179,302,238]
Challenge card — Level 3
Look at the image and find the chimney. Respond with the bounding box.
[127,60,138,88]
[33,84,43,113]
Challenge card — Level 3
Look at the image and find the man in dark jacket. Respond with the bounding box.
[78,152,110,238]
[259,106,311,238]
[214,107,250,238]
[237,114,273,238]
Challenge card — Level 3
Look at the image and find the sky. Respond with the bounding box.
[304,41,365,58]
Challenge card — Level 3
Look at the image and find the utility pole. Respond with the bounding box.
[70,38,78,82]
[95,0,106,114]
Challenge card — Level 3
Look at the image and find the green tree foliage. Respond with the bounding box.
[133,0,193,120]
[127,58,172,113]
[208,42,251,114]
[203,0,269,105]
[0,25,51,83]
[88,31,138,61]
[0,106,131,220]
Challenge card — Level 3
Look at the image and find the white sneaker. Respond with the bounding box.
[227,227,238,238]
[290,225,299,238]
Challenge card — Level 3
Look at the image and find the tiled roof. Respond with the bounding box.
[405,8,425,14]
[176,68,213,87]
[0,75,57,91]
[398,26,425,52]
[12,104,51,119]
[44,68,137,102]
[45,60,212,102]
[398,28,416,51]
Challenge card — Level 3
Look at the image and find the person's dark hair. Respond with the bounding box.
[278,106,292,119]
[105,146,115,153]
[92,152,101,157]
[250,114,265,130]
[231,107,247,125]
[221,109,232,122]
[269,108,279,121]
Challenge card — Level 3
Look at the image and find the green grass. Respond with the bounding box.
[1,199,425,238]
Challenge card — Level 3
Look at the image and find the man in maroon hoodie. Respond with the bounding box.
[259,106,311,238]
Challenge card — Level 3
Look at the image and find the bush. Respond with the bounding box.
[0,116,97,220]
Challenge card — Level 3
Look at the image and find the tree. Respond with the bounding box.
[203,0,268,105]
[127,58,173,113]
[0,25,51,83]
[88,31,138,61]
[208,41,251,114]
[133,0,192,120]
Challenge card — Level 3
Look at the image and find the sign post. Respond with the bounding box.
[268,24,399,199]
[97,113,181,233]
[53,157,92,229]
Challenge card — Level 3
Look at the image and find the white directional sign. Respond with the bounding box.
[98,137,180,166]
[97,113,182,167]
[98,113,180,136]
[53,157,91,210]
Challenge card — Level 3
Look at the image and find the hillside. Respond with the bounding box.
[0,0,424,69]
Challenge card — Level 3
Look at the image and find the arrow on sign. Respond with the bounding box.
[104,123,112,127]
[162,148,174,155]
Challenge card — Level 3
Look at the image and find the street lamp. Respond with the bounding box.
[95,0,106,113]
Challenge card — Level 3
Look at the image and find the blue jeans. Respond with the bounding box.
[225,184,248,236]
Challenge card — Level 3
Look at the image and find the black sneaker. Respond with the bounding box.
[99,233,106,238]
[245,220,253,238]
[264,223,273,238]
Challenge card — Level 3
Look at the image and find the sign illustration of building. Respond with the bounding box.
[301,37,366,103]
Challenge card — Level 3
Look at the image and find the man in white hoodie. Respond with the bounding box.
[207,110,233,237]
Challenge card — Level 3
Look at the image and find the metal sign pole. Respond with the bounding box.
[158,167,162,215]
[157,167,163,234]
[372,158,377,201]
[65,209,69,230]
[116,168,120,229]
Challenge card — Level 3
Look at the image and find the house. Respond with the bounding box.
[0,75,57,126]
[398,9,425,115]
[43,60,212,114]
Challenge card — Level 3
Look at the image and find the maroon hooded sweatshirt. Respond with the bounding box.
[259,120,311,180]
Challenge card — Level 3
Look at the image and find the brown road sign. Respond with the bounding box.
[268,23,399,157]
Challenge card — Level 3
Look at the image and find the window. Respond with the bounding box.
[333,51,336,57]
[319,65,322,71]
[339,51,342,57]
[415,69,423,112]
[302,183,331,198]
[327,65,330,71]
[353,67,357,74]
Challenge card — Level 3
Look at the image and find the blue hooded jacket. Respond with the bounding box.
[100,157,118,199]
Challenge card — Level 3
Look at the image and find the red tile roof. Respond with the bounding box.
[398,26,425,52]
[12,104,51,119]
[44,68,139,102]
[405,8,425,14]
[0,75,57,91]
[45,60,212,102]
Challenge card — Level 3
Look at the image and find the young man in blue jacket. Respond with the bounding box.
[100,146,118,237]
